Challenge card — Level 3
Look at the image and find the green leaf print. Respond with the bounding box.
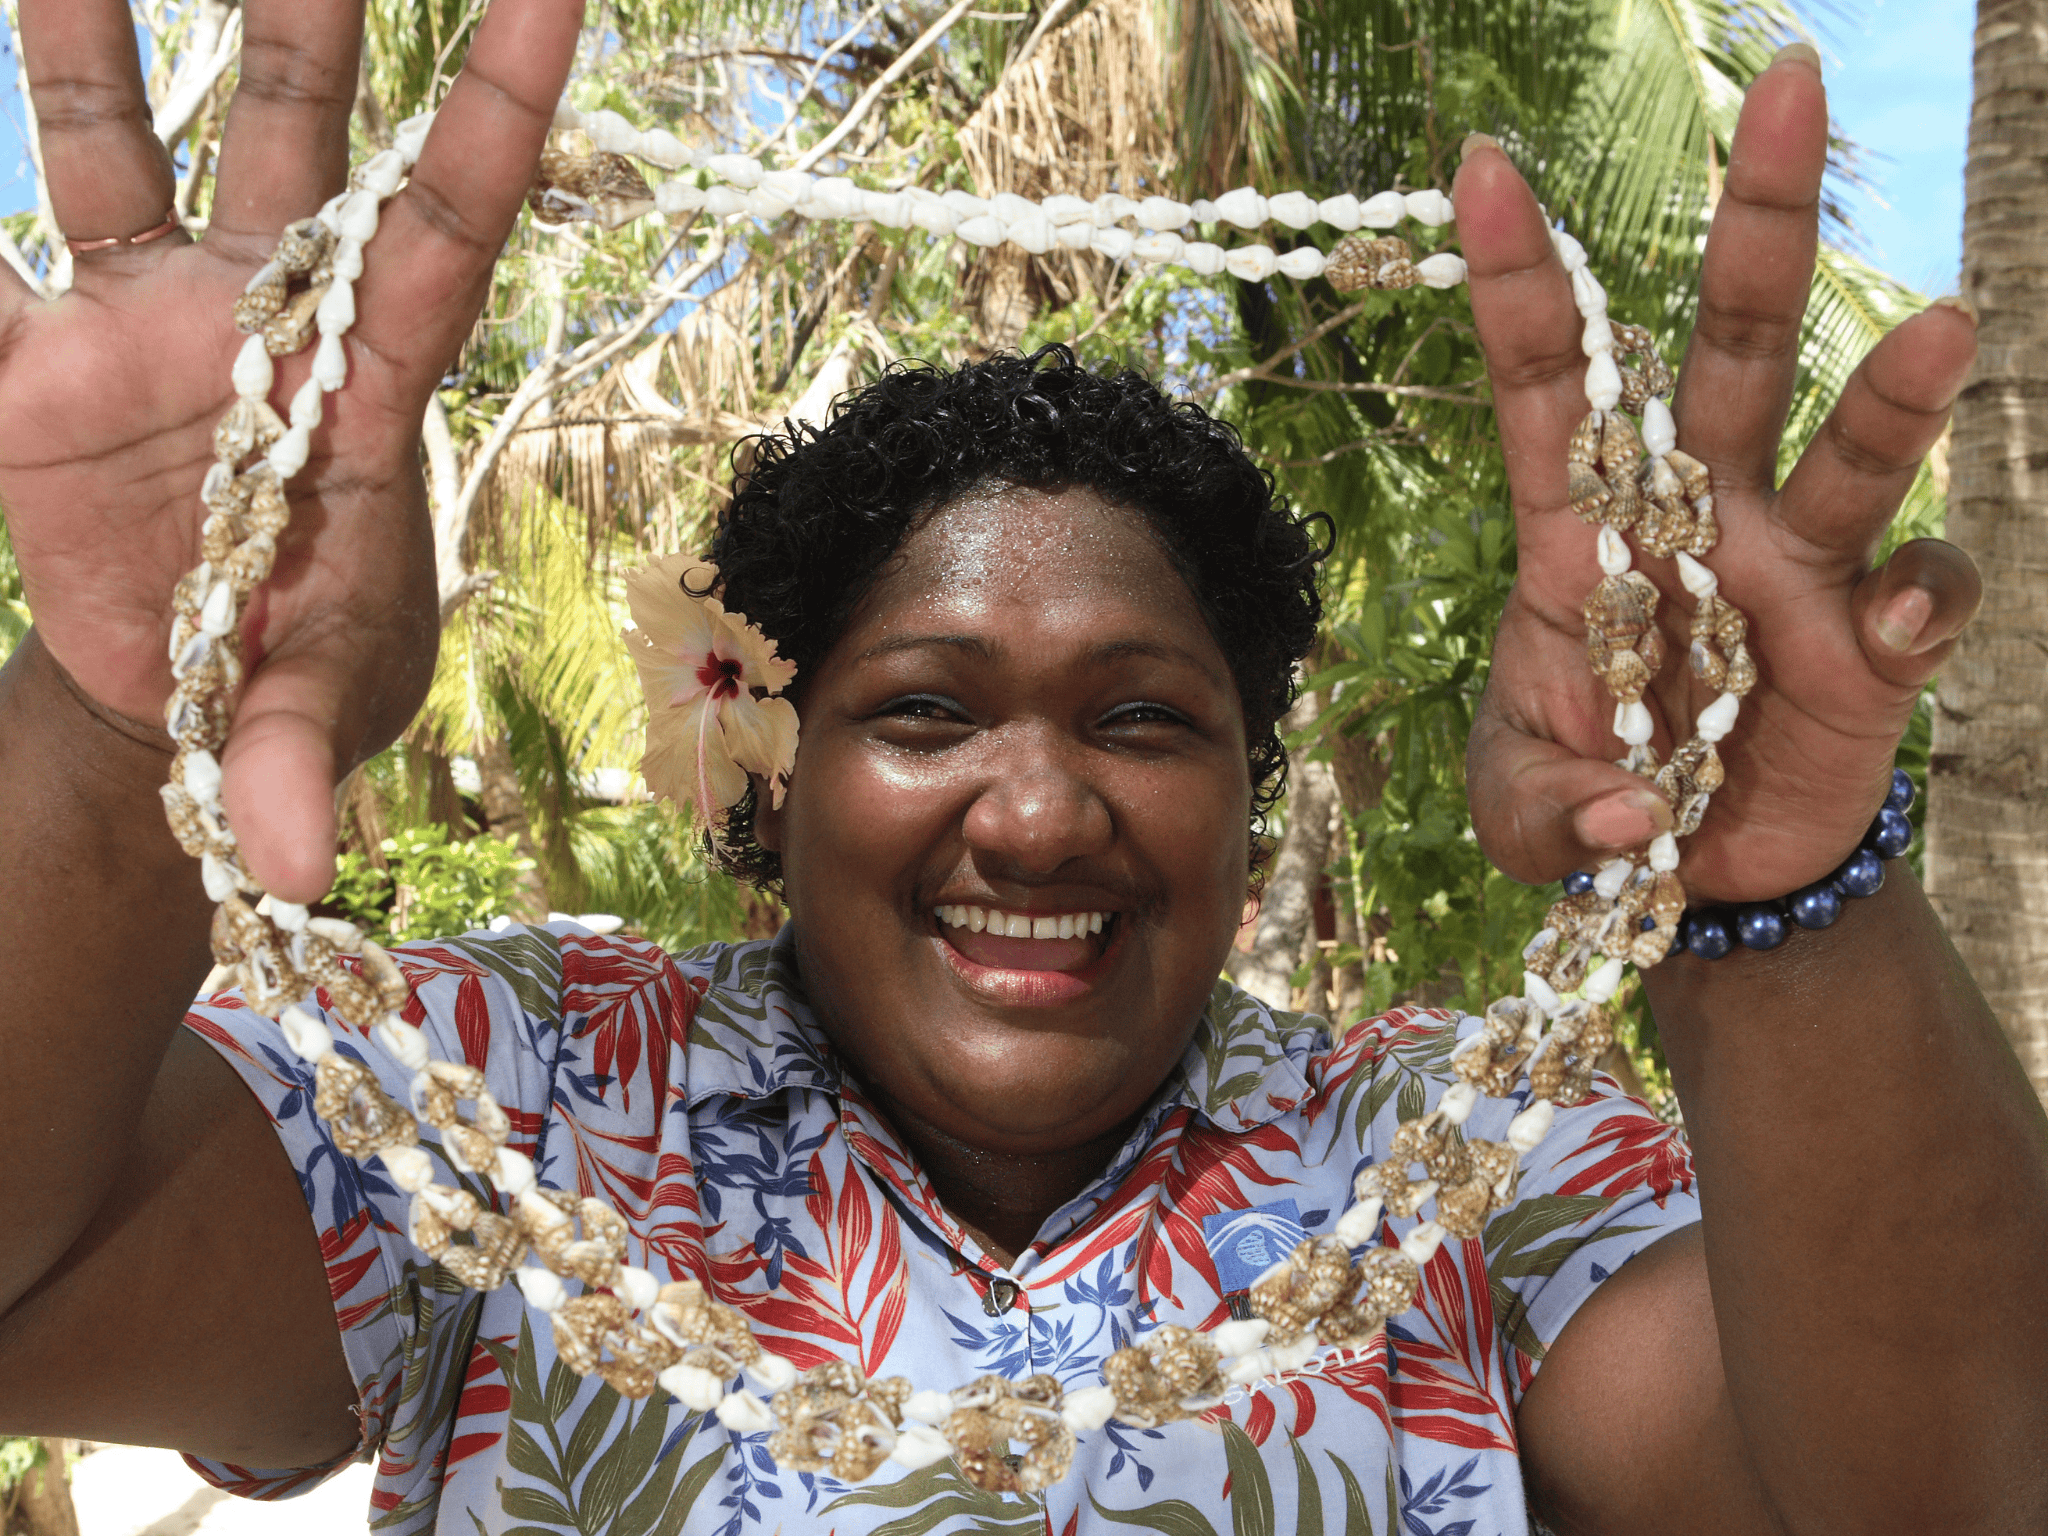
[1326,1452,1374,1536]
[1084,1491,1220,1536]
[499,1486,578,1527]
[1222,1421,1275,1536]
[819,1461,1045,1536]
[1286,1435,1325,1536]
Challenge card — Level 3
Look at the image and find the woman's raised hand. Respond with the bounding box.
[1455,46,1981,903]
[0,0,579,902]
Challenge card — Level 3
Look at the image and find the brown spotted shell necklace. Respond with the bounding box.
[158,104,1741,1492]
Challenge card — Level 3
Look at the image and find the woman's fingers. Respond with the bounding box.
[1467,681,1678,886]
[16,0,178,268]
[1850,538,1982,689]
[208,0,365,245]
[1774,299,1978,561]
[1669,48,1827,494]
[354,0,582,370]
[1453,137,1584,522]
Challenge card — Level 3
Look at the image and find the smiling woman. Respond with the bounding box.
[0,4,2044,1534]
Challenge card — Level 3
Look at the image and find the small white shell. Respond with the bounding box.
[862,191,912,228]
[704,153,762,189]
[200,851,239,902]
[313,331,349,391]
[1006,210,1057,255]
[198,579,236,639]
[380,1144,435,1193]
[1405,188,1455,226]
[640,128,689,169]
[269,900,309,933]
[1675,551,1718,600]
[889,1423,956,1468]
[1055,221,1094,251]
[1696,691,1741,743]
[748,1353,799,1392]
[1596,525,1632,576]
[956,214,1006,248]
[392,111,433,165]
[1224,244,1278,282]
[1359,190,1408,228]
[659,1363,726,1412]
[1417,252,1468,288]
[1040,194,1091,225]
[1182,241,1227,275]
[356,148,407,199]
[338,189,380,244]
[1400,1220,1448,1265]
[517,1266,569,1313]
[315,190,350,235]
[183,747,224,804]
[715,1390,775,1435]
[1582,956,1626,1004]
[289,376,325,432]
[1615,699,1654,746]
[1438,1081,1480,1126]
[1641,396,1678,457]
[990,192,1037,225]
[1275,246,1326,281]
[1553,230,1588,273]
[616,1265,662,1314]
[655,181,705,215]
[1134,195,1191,231]
[316,279,355,337]
[493,1146,538,1198]
[1133,232,1186,264]
[279,1004,334,1062]
[1318,193,1364,231]
[701,185,749,217]
[1593,858,1634,900]
[1507,1100,1555,1154]
[1212,187,1268,228]
[330,238,364,282]
[1091,192,1134,227]
[804,177,862,221]
[550,99,584,132]
[1570,265,1606,316]
[908,197,958,236]
[905,1390,953,1424]
[1208,1318,1272,1357]
[1522,970,1563,1015]
[266,423,312,480]
[232,334,274,401]
[941,189,991,219]
[1647,831,1680,873]
[373,1016,431,1072]
[1059,1384,1120,1434]
[1090,227,1135,261]
[1334,1197,1383,1247]
[744,187,795,219]
[1267,191,1320,229]
[1581,314,1614,357]
[1585,350,1623,411]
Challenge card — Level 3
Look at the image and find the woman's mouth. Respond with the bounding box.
[931,903,1120,1006]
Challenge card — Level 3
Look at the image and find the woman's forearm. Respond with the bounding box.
[0,628,218,1317]
[1648,870,2048,1531]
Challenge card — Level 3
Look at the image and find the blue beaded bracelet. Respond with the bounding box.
[1563,769,1917,959]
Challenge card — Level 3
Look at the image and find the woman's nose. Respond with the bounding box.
[960,727,1113,873]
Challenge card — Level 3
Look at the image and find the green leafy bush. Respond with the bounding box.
[330,826,535,943]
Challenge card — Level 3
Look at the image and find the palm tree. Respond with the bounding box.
[1924,0,2048,1104]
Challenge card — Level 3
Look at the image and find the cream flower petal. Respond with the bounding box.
[625,555,723,661]
[642,693,749,813]
[718,693,799,805]
[713,604,798,695]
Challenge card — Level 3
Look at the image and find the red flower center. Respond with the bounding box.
[697,653,743,701]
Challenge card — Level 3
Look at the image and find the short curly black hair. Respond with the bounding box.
[706,343,1328,888]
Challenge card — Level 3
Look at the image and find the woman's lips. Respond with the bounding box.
[935,917,1118,1007]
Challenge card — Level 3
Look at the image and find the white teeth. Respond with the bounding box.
[940,905,1113,939]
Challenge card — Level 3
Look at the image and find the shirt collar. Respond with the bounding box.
[680,928,1322,1130]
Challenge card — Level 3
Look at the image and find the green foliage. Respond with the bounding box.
[0,515,27,667]
[332,826,535,943]
[0,1436,44,1501]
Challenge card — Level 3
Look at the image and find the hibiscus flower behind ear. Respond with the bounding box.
[623,554,798,836]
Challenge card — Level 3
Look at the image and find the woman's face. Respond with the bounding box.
[755,484,1252,1158]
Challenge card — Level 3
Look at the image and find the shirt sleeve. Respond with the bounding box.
[1450,1013,1702,1404]
[176,922,578,1504]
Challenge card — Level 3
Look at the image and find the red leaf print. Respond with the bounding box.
[446,1432,502,1468]
[454,974,490,1071]
[1286,1378,1318,1438]
[1556,1111,1695,1206]
[1243,1391,1275,1446]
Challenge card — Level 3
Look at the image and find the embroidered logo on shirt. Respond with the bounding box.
[1202,1198,1307,1293]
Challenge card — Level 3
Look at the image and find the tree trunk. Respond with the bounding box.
[476,734,552,923]
[1237,694,1340,1008]
[1926,0,2048,1104]
[6,1441,78,1536]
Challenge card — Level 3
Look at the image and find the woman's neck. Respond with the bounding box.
[865,1091,1140,1268]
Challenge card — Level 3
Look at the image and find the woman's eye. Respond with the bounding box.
[876,694,967,723]
[1104,702,1190,729]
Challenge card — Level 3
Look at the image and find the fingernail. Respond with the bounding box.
[1875,585,1933,653]
[1460,132,1501,159]
[1932,292,1980,327]
[1772,40,1822,73]
[1575,789,1673,851]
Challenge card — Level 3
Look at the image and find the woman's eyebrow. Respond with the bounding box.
[1086,637,1231,688]
[855,633,998,664]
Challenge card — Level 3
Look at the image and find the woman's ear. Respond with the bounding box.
[750,773,785,854]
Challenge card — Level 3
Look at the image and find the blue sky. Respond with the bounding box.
[0,3,1976,296]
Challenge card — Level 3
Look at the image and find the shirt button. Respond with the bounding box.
[983,1278,1021,1316]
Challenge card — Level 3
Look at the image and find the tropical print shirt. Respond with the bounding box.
[181,923,1699,1536]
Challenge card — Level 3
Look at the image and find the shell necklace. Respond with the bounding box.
[159,103,1739,1492]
